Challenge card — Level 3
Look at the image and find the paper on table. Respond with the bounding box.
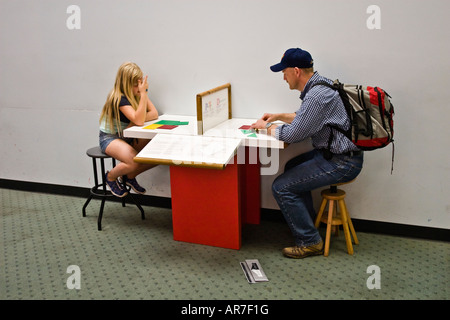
[136,134,242,167]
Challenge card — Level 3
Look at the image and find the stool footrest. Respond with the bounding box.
[83,146,145,230]
[320,213,343,225]
[90,184,115,198]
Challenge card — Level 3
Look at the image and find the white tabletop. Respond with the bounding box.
[134,133,242,169]
[124,114,286,149]
[203,118,285,149]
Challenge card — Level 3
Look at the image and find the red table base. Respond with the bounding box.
[170,149,260,249]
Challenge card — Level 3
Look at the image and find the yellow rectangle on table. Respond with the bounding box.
[143,124,163,130]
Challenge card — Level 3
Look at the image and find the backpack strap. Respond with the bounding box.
[311,80,351,158]
[310,81,338,93]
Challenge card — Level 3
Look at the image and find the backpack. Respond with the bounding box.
[312,79,395,172]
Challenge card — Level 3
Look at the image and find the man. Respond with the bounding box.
[251,48,364,259]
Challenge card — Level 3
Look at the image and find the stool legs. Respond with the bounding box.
[98,198,106,231]
[122,175,145,220]
[128,193,145,219]
[315,198,327,228]
[338,199,353,255]
[82,157,101,218]
[97,157,108,230]
[83,155,145,230]
[343,200,358,245]
[82,195,92,217]
[324,199,334,257]
[315,193,358,257]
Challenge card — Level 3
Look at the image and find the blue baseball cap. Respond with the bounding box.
[270,48,314,72]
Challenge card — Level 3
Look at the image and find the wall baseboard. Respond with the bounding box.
[1,179,448,242]
[0,178,171,209]
[261,208,450,242]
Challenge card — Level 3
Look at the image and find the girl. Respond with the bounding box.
[99,62,159,197]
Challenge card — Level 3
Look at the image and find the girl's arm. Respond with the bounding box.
[145,96,158,121]
[120,76,152,126]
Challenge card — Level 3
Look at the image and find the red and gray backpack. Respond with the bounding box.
[313,79,395,172]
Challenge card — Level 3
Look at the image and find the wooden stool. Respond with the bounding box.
[82,146,145,230]
[314,180,358,256]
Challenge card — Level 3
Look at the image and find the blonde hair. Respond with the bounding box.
[100,62,143,136]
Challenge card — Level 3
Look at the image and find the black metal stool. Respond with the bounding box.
[82,146,145,230]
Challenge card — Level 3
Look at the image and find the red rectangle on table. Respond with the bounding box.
[158,125,178,130]
[239,125,251,130]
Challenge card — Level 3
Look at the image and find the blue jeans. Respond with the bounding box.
[272,149,364,247]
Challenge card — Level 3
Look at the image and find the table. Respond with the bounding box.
[124,114,285,249]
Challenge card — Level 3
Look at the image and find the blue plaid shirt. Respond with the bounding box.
[275,72,359,154]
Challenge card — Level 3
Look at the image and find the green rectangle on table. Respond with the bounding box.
[155,120,189,126]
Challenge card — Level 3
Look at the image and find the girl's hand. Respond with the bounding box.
[138,75,149,95]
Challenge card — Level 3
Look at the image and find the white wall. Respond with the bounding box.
[1,0,449,229]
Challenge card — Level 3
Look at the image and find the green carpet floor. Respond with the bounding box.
[1,188,448,300]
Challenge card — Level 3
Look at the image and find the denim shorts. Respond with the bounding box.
[99,130,135,153]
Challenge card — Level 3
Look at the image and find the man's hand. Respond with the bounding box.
[251,118,268,130]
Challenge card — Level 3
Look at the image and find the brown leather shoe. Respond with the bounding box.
[282,240,324,259]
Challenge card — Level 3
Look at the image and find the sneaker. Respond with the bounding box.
[282,240,324,259]
[124,176,146,194]
[105,172,128,198]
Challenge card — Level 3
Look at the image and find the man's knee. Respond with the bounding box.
[272,175,284,196]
